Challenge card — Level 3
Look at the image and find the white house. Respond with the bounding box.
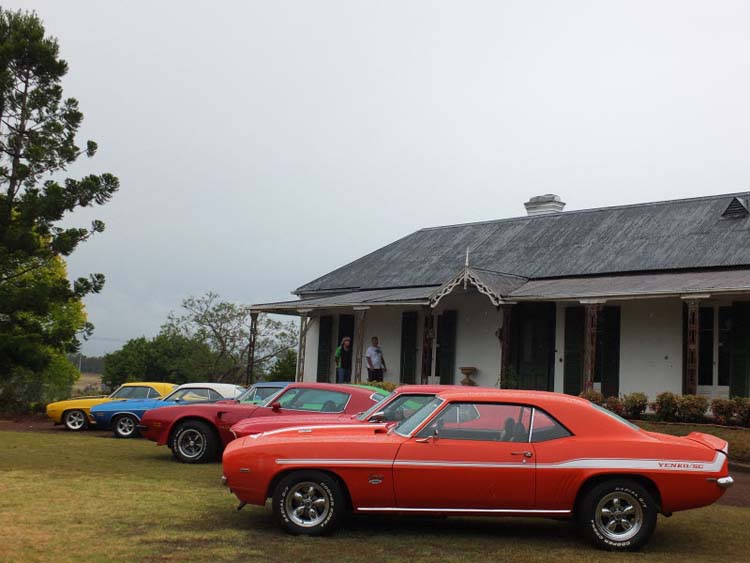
[251,193,750,400]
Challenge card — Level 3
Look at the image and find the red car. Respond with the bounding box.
[230,385,452,438]
[222,389,733,551]
[139,383,384,463]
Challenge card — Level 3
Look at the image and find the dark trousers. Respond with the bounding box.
[336,368,352,383]
[367,368,384,382]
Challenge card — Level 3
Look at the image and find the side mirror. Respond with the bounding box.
[271,401,281,412]
[369,411,386,423]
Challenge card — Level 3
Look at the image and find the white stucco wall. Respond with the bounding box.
[618,299,683,399]
[434,290,502,387]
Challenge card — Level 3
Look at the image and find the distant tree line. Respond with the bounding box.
[66,354,105,374]
[102,293,298,389]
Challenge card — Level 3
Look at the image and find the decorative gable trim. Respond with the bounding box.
[722,196,749,218]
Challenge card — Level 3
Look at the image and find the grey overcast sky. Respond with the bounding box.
[8,0,750,354]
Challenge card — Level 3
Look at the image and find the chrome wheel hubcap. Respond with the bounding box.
[66,411,85,430]
[117,417,135,436]
[595,491,643,542]
[285,482,330,527]
[177,429,205,459]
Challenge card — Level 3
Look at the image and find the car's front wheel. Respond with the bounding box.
[578,479,657,551]
[272,470,345,536]
[63,409,87,432]
[171,420,219,463]
[113,414,139,439]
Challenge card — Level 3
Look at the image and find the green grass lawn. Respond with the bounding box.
[0,429,748,563]
[635,421,750,463]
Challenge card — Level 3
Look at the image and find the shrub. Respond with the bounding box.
[676,394,709,423]
[604,396,625,416]
[365,381,398,393]
[652,392,679,421]
[579,389,605,405]
[711,398,736,425]
[734,397,750,427]
[622,392,648,420]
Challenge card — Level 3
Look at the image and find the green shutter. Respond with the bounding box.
[731,302,750,398]
[564,306,584,396]
[436,310,457,385]
[598,306,621,398]
[399,312,419,384]
[316,316,333,382]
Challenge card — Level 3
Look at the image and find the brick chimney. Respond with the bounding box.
[524,194,566,216]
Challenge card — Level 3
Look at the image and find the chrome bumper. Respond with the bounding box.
[708,476,734,489]
[717,476,734,489]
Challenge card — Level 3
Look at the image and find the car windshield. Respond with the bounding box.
[393,397,444,437]
[357,393,437,422]
[590,402,641,431]
[237,385,285,404]
[109,386,141,399]
[163,388,211,402]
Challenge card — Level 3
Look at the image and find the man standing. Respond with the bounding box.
[366,336,387,382]
[334,337,352,383]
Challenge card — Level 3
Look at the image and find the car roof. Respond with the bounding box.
[174,382,245,395]
[283,382,379,396]
[252,381,291,388]
[122,382,175,389]
[434,388,590,406]
[395,384,464,393]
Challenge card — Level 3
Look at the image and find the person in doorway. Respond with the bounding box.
[334,337,352,383]
[366,336,387,382]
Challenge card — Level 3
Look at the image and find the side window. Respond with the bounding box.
[147,387,162,399]
[417,402,532,442]
[279,389,349,412]
[181,388,211,402]
[530,410,571,443]
[127,387,151,400]
[207,389,223,401]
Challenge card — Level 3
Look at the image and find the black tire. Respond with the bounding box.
[577,479,657,551]
[63,409,88,432]
[272,470,345,536]
[112,414,139,439]
[171,420,219,463]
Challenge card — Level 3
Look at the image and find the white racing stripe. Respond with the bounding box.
[275,451,726,473]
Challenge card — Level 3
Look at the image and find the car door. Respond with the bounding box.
[393,402,536,510]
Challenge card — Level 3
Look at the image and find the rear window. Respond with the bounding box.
[590,402,641,430]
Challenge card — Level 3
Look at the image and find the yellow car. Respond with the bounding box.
[46,382,176,431]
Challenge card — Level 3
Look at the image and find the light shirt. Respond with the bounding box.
[366,345,384,369]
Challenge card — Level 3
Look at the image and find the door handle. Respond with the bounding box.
[511,451,533,458]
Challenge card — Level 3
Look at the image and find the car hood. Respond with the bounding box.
[231,413,357,437]
[47,397,111,410]
[229,422,392,451]
[91,398,166,413]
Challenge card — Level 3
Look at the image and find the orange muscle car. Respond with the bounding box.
[222,389,733,551]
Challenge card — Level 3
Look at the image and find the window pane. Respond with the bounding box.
[277,388,349,412]
[180,388,211,402]
[127,387,150,400]
[530,410,571,443]
[698,307,714,386]
[208,389,223,401]
[417,402,532,442]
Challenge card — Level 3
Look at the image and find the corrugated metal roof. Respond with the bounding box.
[252,286,434,313]
[509,268,750,300]
[296,192,750,294]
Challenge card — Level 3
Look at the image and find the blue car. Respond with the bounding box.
[90,382,246,438]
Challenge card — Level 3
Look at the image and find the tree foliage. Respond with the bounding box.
[162,292,298,384]
[267,349,297,382]
[0,8,118,377]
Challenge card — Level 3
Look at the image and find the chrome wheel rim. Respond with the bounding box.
[177,428,206,459]
[66,410,86,430]
[284,481,331,528]
[594,491,643,542]
[116,416,135,436]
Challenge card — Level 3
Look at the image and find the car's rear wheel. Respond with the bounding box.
[63,409,87,432]
[578,479,657,551]
[272,470,345,536]
[113,414,139,439]
[171,420,218,463]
